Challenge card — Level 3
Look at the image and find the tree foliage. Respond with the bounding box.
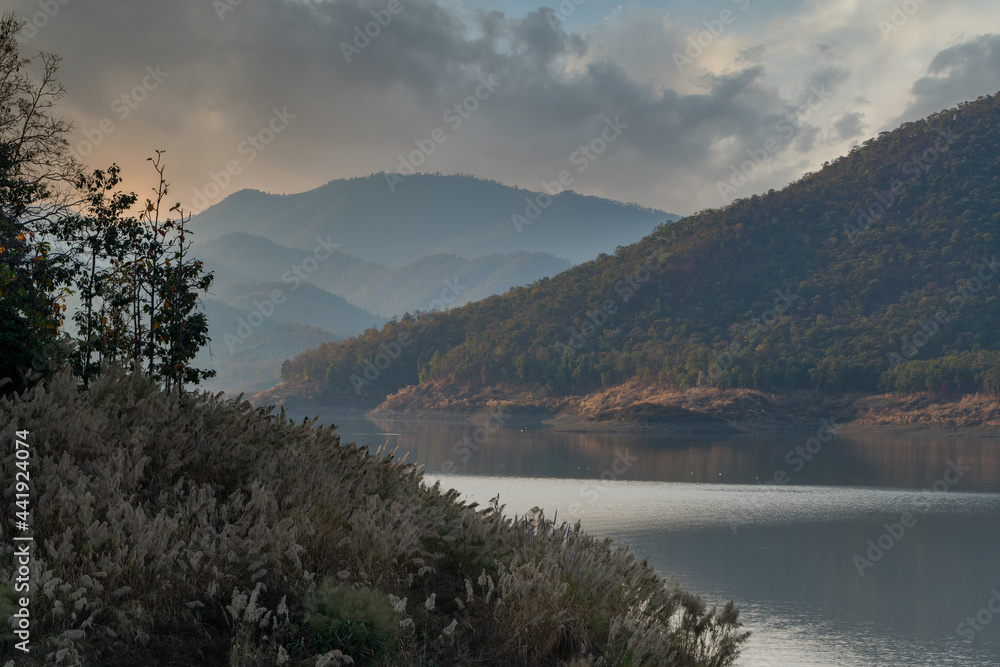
[0,12,77,388]
[0,12,214,395]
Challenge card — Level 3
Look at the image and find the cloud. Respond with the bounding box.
[901,34,1000,121]
[11,0,814,215]
[832,111,865,141]
[7,0,1000,218]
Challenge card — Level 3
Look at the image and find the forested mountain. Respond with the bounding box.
[190,173,676,265]
[195,231,572,317]
[270,94,1000,409]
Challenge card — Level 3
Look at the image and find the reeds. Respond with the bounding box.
[1,367,747,665]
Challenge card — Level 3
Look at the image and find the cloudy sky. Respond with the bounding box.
[10,0,1000,215]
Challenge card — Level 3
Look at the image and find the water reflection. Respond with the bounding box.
[281,408,1000,666]
[286,409,1000,493]
[423,476,1000,667]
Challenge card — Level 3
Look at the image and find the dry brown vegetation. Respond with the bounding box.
[851,392,1000,431]
[371,379,823,425]
[1,368,749,665]
[368,379,1000,435]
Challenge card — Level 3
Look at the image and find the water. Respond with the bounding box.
[285,408,1000,666]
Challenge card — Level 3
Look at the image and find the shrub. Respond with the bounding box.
[297,580,398,662]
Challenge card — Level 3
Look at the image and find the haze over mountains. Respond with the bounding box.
[191,174,675,393]
[192,173,674,265]
[269,94,1000,410]
[197,232,573,318]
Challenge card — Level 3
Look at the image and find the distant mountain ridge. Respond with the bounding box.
[191,172,678,396]
[195,231,573,318]
[191,173,677,266]
[269,93,1000,410]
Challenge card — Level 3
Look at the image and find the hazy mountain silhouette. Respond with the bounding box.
[191,173,677,266]
[195,231,572,317]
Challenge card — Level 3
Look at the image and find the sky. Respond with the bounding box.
[9,0,1000,216]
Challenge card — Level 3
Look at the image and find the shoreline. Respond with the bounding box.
[252,381,1000,438]
[359,407,1000,438]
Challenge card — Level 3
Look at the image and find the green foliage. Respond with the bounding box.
[298,580,398,662]
[880,350,1000,394]
[0,16,214,395]
[281,93,1000,405]
[0,13,75,392]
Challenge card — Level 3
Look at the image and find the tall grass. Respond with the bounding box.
[0,367,748,665]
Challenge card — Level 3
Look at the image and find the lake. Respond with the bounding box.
[284,408,1000,666]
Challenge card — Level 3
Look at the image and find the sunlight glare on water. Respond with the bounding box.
[423,475,1000,667]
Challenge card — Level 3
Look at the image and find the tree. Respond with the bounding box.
[71,153,216,395]
[0,12,79,392]
[0,13,215,396]
[140,152,215,396]
[67,164,138,386]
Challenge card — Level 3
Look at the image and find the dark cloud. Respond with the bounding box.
[7,0,828,213]
[736,43,768,65]
[832,111,865,141]
[900,33,1000,122]
[801,66,850,102]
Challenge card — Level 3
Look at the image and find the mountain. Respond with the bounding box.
[211,281,385,335]
[190,173,677,266]
[267,93,1000,410]
[195,231,572,317]
[195,284,385,395]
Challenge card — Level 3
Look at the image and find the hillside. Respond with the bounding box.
[265,94,1000,415]
[196,232,572,318]
[0,369,747,665]
[190,173,676,265]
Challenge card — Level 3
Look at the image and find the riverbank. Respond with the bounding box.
[363,381,1000,436]
[252,378,1000,436]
